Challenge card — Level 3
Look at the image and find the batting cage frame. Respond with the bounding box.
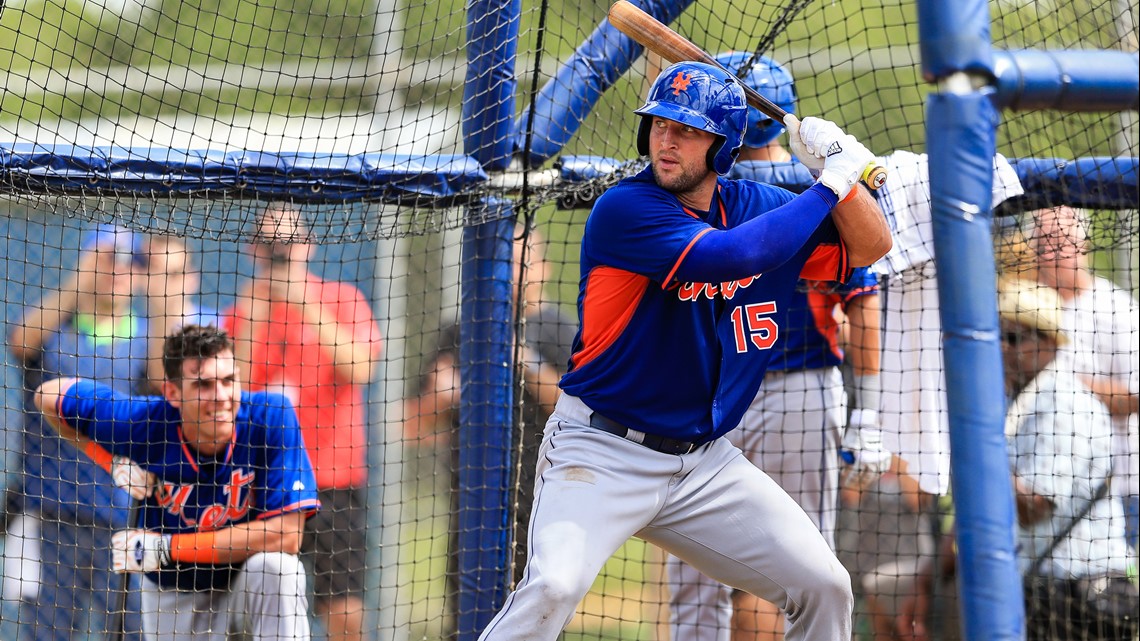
[1,0,1138,640]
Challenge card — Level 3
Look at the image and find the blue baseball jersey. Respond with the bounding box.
[559,166,848,442]
[58,380,321,591]
[21,313,148,524]
[767,267,879,372]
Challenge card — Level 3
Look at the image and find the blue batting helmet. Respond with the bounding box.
[712,51,797,148]
[635,61,748,176]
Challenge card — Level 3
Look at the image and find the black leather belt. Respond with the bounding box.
[588,412,701,455]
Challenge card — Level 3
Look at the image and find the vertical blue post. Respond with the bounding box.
[460,0,519,638]
[927,94,1023,640]
[917,1,1023,639]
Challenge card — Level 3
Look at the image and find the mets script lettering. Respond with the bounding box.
[156,469,256,530]
[676,275,758,301]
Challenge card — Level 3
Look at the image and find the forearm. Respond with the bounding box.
[144,311,182,393]
[832,188,892,267]
[1081,374,1139,418]
[401,396,454,447]
[522,358,563,417]
[845,294,881,377]
[34,377,119,473]
[34,378,80,440]
[298,300,376,384]
[674,183,837,283]
[10,286,81,361]
[229,301,258,385]
[167,513,306,564]
[1013,477,1054,526]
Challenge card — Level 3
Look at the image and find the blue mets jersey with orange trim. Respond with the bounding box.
[768,267,879,372]
[559,166,848,442]
[58,380,320,590]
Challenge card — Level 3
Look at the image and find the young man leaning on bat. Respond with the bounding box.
[33,324,320,641]
[475,61,890,641]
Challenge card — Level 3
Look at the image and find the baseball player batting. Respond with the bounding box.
[475,61,891,641]
[668,52,892,641]
[33,324,321,641]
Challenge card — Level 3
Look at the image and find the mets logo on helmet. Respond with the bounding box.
[671,71,692,95]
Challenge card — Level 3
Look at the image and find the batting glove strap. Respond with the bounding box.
[818,135,876,202]
[111,455,159,501]
[112,530,172,574]
[797,116,847,159]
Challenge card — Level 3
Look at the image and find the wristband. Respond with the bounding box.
[84,441,116,474]
[851,373,882,412]
[156,534,173,567]
[849,408,880,428]
[168,531,225,565]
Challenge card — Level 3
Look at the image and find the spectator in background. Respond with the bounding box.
[898,278,1135,641]
[134,234,220,392]
[6,224,146,641]
[225,202,383,641]
[1031,205,1139,554]
[667,51,892,641]
[402,227,576,639]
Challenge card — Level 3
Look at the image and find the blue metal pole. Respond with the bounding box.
[460,0,520,638]
[917,1,1024,638]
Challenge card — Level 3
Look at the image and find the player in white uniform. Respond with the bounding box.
[873,150,1024,496]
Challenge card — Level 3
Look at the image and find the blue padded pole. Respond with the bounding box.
[918,1,1024,639]
[927,93,1024,641]
[457,212,516,640]
[994,50,1140,112]
[515,0,694,166]
[460,0,520,638]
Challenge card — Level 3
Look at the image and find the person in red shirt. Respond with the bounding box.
[225,202,383,641]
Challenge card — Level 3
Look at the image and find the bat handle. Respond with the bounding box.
[862,162,888,190]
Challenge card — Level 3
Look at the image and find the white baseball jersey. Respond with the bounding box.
[873,150,1025,496]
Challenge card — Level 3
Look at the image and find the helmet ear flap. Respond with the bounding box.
[636,115,652,157]
[706,136,737,175]
[705,138,722,173]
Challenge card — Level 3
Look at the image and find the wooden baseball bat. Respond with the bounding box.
[608,0,887,190]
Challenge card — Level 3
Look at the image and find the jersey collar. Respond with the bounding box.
[176,423,237,473]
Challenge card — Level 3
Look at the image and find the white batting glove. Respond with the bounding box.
[111,529,172,574]
[783,114,826,174]
[818,134,876,202]
[840,409,893,489]
[111,455,159,501]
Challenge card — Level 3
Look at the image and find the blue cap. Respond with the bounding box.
[82,224,142,264]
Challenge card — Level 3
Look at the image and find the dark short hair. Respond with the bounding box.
[163,324,234,380]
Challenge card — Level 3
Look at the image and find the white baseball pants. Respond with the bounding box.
[138,551,311,641]
[477,393,852,641]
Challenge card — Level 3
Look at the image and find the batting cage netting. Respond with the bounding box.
[1,0,1137,640]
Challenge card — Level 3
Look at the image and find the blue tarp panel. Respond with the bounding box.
[4,146,1136,212]
[0,144,488,204]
